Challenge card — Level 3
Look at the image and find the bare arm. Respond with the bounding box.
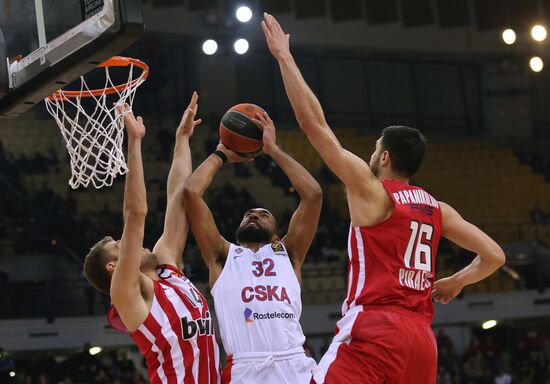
[183,145,251,285]
[182,153,228,270]
[153,92,201,267]
[261,13,378,195]
[432,202,506,304]
[110,105,150,329]
[254,111,322,268]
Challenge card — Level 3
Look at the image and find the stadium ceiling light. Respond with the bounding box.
[502,29,516,45]
[530,56,544,72]
[234,38,249,54]
[482,320,498,330]
[9,371,16,378]
[531,25,547,42]
[236,6,253,23]
[89,346,102,355]
[202,39,218,55]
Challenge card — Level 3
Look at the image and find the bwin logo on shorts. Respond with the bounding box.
[244,308,254,323]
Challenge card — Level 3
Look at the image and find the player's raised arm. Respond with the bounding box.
[253,111,322,269]
[261,13,377,195]
[153,92,202,267]
[183,145,251,282]
[110,105,150,324]
[432,202,506,304]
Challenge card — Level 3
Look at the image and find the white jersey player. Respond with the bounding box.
[183,111,323,383]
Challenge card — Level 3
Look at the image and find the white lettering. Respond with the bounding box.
[398,268,432,292]
[393,192,402,204]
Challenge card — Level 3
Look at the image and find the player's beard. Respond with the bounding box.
[140,251,158,272]
[236,223,272,244]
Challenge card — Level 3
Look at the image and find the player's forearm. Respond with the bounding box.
[166,136,192,198]
[277,55,343,160]
[277,55,331,132]
[452,252,505,287]
[267,146,322,201]
[183,154,223,197]
[124,139,148,217]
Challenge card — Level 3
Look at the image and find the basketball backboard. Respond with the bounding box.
[0,0,144,119]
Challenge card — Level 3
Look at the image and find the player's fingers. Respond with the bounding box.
[189,91,198,107]
[263,12,272,27]
[261,20,270,37]
[266,14,278,32]
[194,118,202,126]
[137,116,143,124]
[270,14,284,34]
[267,13,280,34]
[251,118,266,130]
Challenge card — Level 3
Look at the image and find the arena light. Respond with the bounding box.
[502,29,516,45]
[530,56,544,72]
[531,25,547,42]
[89,346,102,355]
[482,320,498,330]
[234,38,249,54]
[9,371,16,378]
[236,6,253,23]
[202,39,218,55]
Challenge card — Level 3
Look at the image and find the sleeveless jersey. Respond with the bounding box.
[211,242,306,354]
[343,179,442,322]
[108,264,221,384]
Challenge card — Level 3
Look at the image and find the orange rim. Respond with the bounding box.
[48,56,149,100]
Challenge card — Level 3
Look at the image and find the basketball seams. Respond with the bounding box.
[221,110,264,140]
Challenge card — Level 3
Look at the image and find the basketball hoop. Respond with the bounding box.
[45,56,149,189]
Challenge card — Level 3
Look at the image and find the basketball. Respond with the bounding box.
[219,103,265,157]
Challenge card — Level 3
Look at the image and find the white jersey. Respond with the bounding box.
[211,242,306,354]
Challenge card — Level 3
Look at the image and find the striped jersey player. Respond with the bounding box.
[262,13,506,384]
[183,111,323,384]
[84,95,221,383]
[108,264,220,383]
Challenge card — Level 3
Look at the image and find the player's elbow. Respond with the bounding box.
[303,184,323,204]
[125,202,148,217]
[124,209,148,223]
[493,247,506,268]
[484,244,506,269]
[295,112,321,129]
[183,185,200,203]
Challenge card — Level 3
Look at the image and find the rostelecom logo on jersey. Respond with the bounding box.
[243,308,295,323]
[244,308,254,323]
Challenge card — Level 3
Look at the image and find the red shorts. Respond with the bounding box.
[312,307,437,384]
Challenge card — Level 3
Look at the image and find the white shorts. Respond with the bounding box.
[223,347,317,384]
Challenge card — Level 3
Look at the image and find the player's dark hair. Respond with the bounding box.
[84,236,115,295]
[380,126,427,178]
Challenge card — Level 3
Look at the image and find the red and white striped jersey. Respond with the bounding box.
[342,179,442,322]
[108,264,221,384]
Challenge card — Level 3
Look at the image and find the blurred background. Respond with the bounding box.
[1,0,550,383]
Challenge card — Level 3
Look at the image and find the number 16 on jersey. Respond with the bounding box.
[399,221,433,291]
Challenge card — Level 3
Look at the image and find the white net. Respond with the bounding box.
[44,57,148,189]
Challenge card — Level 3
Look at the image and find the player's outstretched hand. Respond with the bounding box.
[216,143,254,163]
[117,103,145,140]
[252,111,278,156]
[432,276,463,304]
[178,91,202,138]
[261,13,291,60]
